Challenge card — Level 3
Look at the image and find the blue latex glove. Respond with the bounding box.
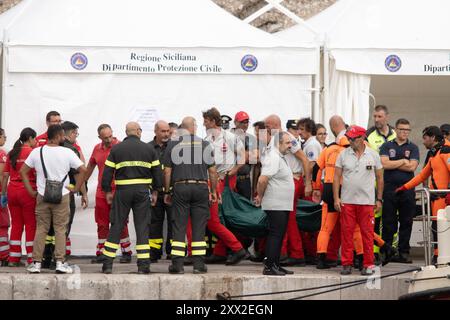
[0,194,7,208]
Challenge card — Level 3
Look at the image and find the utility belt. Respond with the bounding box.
[236,174,250,180]
[174,180,208,185]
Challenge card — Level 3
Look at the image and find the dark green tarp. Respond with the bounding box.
[219,185,322,237]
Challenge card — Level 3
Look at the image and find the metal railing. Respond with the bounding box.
[415,188,450,266]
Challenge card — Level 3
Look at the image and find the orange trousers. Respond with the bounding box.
[317,203,385,255]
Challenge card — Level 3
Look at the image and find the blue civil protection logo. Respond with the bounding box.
[385,55,401,72]
[241,55,258,72]
[71,52,88,70]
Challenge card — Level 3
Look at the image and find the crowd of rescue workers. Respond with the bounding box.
[0,105,449,276]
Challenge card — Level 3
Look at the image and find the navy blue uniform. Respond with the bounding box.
[380,140,419,254]
[148,138,172,260]
[164,134,215,271]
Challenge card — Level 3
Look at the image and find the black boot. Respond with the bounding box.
[102,258,113,274]
[225,249,248,265]
[276,264,294,275]
[204,254,227,264]
[119,252,132,264]
[150,249,161,263]
[262,259,285,276]
[380,243,394,266]
[137,261,150,274]
[325,259,338,267]
[91,255,107,264]
[340,265,352,275]
[42,244,54,269]
[316,253,330,269]
[192,256,208,274]
[169,257,184,274]
[353,253,364,271]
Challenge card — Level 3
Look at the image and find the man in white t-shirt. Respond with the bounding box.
[265,115,311,266]
[254,131,295,275]
[20,125,86,274]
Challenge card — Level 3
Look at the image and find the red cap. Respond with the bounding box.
[345,125,367,139]
[234,111,250,122]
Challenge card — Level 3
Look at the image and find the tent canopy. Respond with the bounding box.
[281,0,450,75]
[2,0,319,75]
[4,0,317,48]
[1,0,319,147]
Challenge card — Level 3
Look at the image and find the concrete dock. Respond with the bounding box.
[0,257,421,300]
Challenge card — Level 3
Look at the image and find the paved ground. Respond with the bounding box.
[0,255,423,300]
[0,255,424,276]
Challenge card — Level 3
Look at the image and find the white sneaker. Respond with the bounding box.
[55,261,73,274]
[27,262,41,274]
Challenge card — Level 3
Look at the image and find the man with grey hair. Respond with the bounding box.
[265,114,311,266]
[148,120,173,262]
[255,131,295,276]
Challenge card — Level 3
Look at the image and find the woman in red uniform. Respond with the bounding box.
[1,128,37,266]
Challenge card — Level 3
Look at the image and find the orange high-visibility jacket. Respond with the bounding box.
[315,135,350,187]
[404,140,450,191]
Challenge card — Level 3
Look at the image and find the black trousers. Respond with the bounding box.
[382,185,416,254]
[103,186,151,266]
[265,210,290,265]
[149,195,173,257]
[67,193,76,236]
[170,183,209,260]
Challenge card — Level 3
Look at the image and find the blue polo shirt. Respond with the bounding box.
[380,139,420,186]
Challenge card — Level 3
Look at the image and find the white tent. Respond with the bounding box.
[0,0,320,255]
[277,0,450,131]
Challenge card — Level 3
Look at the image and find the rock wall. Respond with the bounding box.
[212,0,336,33]
[0,0,336,33]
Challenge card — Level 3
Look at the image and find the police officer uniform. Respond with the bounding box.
[164,133,216,274]
[366,125,396,260]
[101,135,162,274]
[148,137,172,261]
[380,139,419,261]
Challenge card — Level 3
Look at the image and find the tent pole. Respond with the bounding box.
[312,46,320,122]
[323,46,330,126]
[0,33,8,128]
